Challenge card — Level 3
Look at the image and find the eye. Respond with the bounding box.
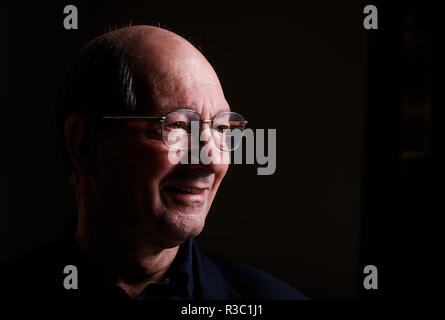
[166,121,188,130]
[214,124,230,133]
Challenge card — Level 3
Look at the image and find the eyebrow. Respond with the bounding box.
[153,105,230,117]
[157,105,193,114]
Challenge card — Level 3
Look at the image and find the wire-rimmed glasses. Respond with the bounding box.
[101,109,247,151]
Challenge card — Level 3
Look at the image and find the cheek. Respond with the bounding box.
[131,144,174,190]
[98,137,172,193]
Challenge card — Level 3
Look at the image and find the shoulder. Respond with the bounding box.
[200,252,308,300]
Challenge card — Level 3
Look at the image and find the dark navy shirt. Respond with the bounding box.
[0,218,308,300]
[80,239,196,300]
[133,239,194,300]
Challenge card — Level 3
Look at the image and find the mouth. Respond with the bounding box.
[165,186,205,194]
[161,185,210,207]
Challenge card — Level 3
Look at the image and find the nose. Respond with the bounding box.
[200,121,213,156]
[192,121,215,162]
[188,120,228,167]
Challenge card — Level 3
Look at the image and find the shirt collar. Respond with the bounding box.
[61,216,195,300]
[136,238,195,300]
[165,238,194,297]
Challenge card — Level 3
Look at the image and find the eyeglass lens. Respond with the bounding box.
[162,110,246,151]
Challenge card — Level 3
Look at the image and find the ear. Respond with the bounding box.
[64,113,96,178]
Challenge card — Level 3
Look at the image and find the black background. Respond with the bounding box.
[0,1,441,299]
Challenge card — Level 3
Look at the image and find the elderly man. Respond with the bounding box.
[0,26,306,300]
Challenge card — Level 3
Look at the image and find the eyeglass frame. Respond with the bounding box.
[101,108,248,151]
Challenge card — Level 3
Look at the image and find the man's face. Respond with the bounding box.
[94,50,230,248]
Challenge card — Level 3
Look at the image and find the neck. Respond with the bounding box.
[74,184,179,299]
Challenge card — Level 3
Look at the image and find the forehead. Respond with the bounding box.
[138,73,230,117]
[131,46,229,117]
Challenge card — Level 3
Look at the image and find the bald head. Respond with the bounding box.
[91,26,228,116]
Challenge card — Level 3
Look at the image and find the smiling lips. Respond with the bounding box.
[162,184,210,205]
[168,186,206,194]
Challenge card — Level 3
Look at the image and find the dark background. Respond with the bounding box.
[0,1,441,299]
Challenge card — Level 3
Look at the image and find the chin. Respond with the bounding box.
[152,210,207,247]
